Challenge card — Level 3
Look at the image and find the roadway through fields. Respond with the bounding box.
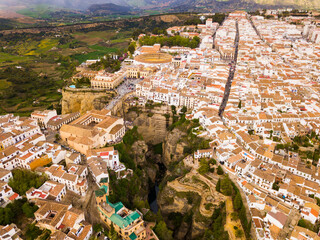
[218,20,239,117]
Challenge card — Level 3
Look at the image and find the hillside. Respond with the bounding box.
[88,3,132,15]
[254,0,320,9]
[170,0,313,12]
[4,0,320,12]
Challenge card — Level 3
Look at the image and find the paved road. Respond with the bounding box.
[219,20,240,117]
[105,77,142,110]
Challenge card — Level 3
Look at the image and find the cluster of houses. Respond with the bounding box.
[188,12,320,240]
[31,109,80,130]
[3,8,320,240]
[0,108,130,239]
[0,114,67,171]
[129,10,320,240]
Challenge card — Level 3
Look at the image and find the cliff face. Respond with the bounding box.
[158,167,225,239]
[125,106,172,145]
[162,128,187,168]
[61,88,112,114]
[131,140,159,182]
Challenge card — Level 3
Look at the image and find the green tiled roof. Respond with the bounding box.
[114,202,124,213]
[106,196,124,212]
[100,177,108,183]
[101,185,108,194]
[95,188,106,197]
[95,185,108,197]
[129,232,137,240]
[109,211,141,229]
[103,196,141,229]
[110,213,127,228]
[126,211,140,223]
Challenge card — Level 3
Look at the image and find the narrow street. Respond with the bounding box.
[218,20,239,117]
[215,19,257,239]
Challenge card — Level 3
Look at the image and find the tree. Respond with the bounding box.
[216,178,221,192]
[209,159,216,165]
[93,224,103,233]
[220,177,232,196]
[198,159,210,175]
[25,223,43,240]
[266,15,275,19]
[238,100,242,109]
[233,192,243,211]
[128,43,136,55]
[272,182,280,191]
[9,169,47,195]
[231,212,239,221]
[22,202,38,218]
[269,130,273,139]
[298,219,307,228]
[181,106,187,114]
[217,166,224,175]
[54,133,60,141]
[235,229,244,238]
[153,221,173,240]
[171,105,176,115]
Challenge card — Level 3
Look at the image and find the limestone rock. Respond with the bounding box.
[61,88,112,114]
[131,140,148,165]
[163,128,187,167]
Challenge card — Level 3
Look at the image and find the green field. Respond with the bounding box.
[71,30,131,63]
[26,38,60,56]
[0,80,11,90]
[17,4,61,19]
[0,53,32,67]
[72,47,119,63]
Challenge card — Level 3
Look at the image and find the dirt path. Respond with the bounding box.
[168,171,225,217]
[225,197,246,240]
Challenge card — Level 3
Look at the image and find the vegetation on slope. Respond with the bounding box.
[139,35,201,48]
[216,175,251,239]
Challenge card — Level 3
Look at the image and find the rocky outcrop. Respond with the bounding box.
[162,128,187,167]
[61,88,113,114]
[131,140,159,183]
[192,219,211,239]
[125,106,172,145]
[158,186,192,217]
[131,140,148,165]
[158,163,225,239]
[158,184,208,240]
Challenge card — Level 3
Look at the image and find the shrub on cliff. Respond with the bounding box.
[153,221,173,240]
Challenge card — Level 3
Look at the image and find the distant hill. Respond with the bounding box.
[2,0,320,15]
[88,3,132,15]
[169,0,319,12]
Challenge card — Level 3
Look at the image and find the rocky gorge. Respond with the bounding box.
[119,103,225,239]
